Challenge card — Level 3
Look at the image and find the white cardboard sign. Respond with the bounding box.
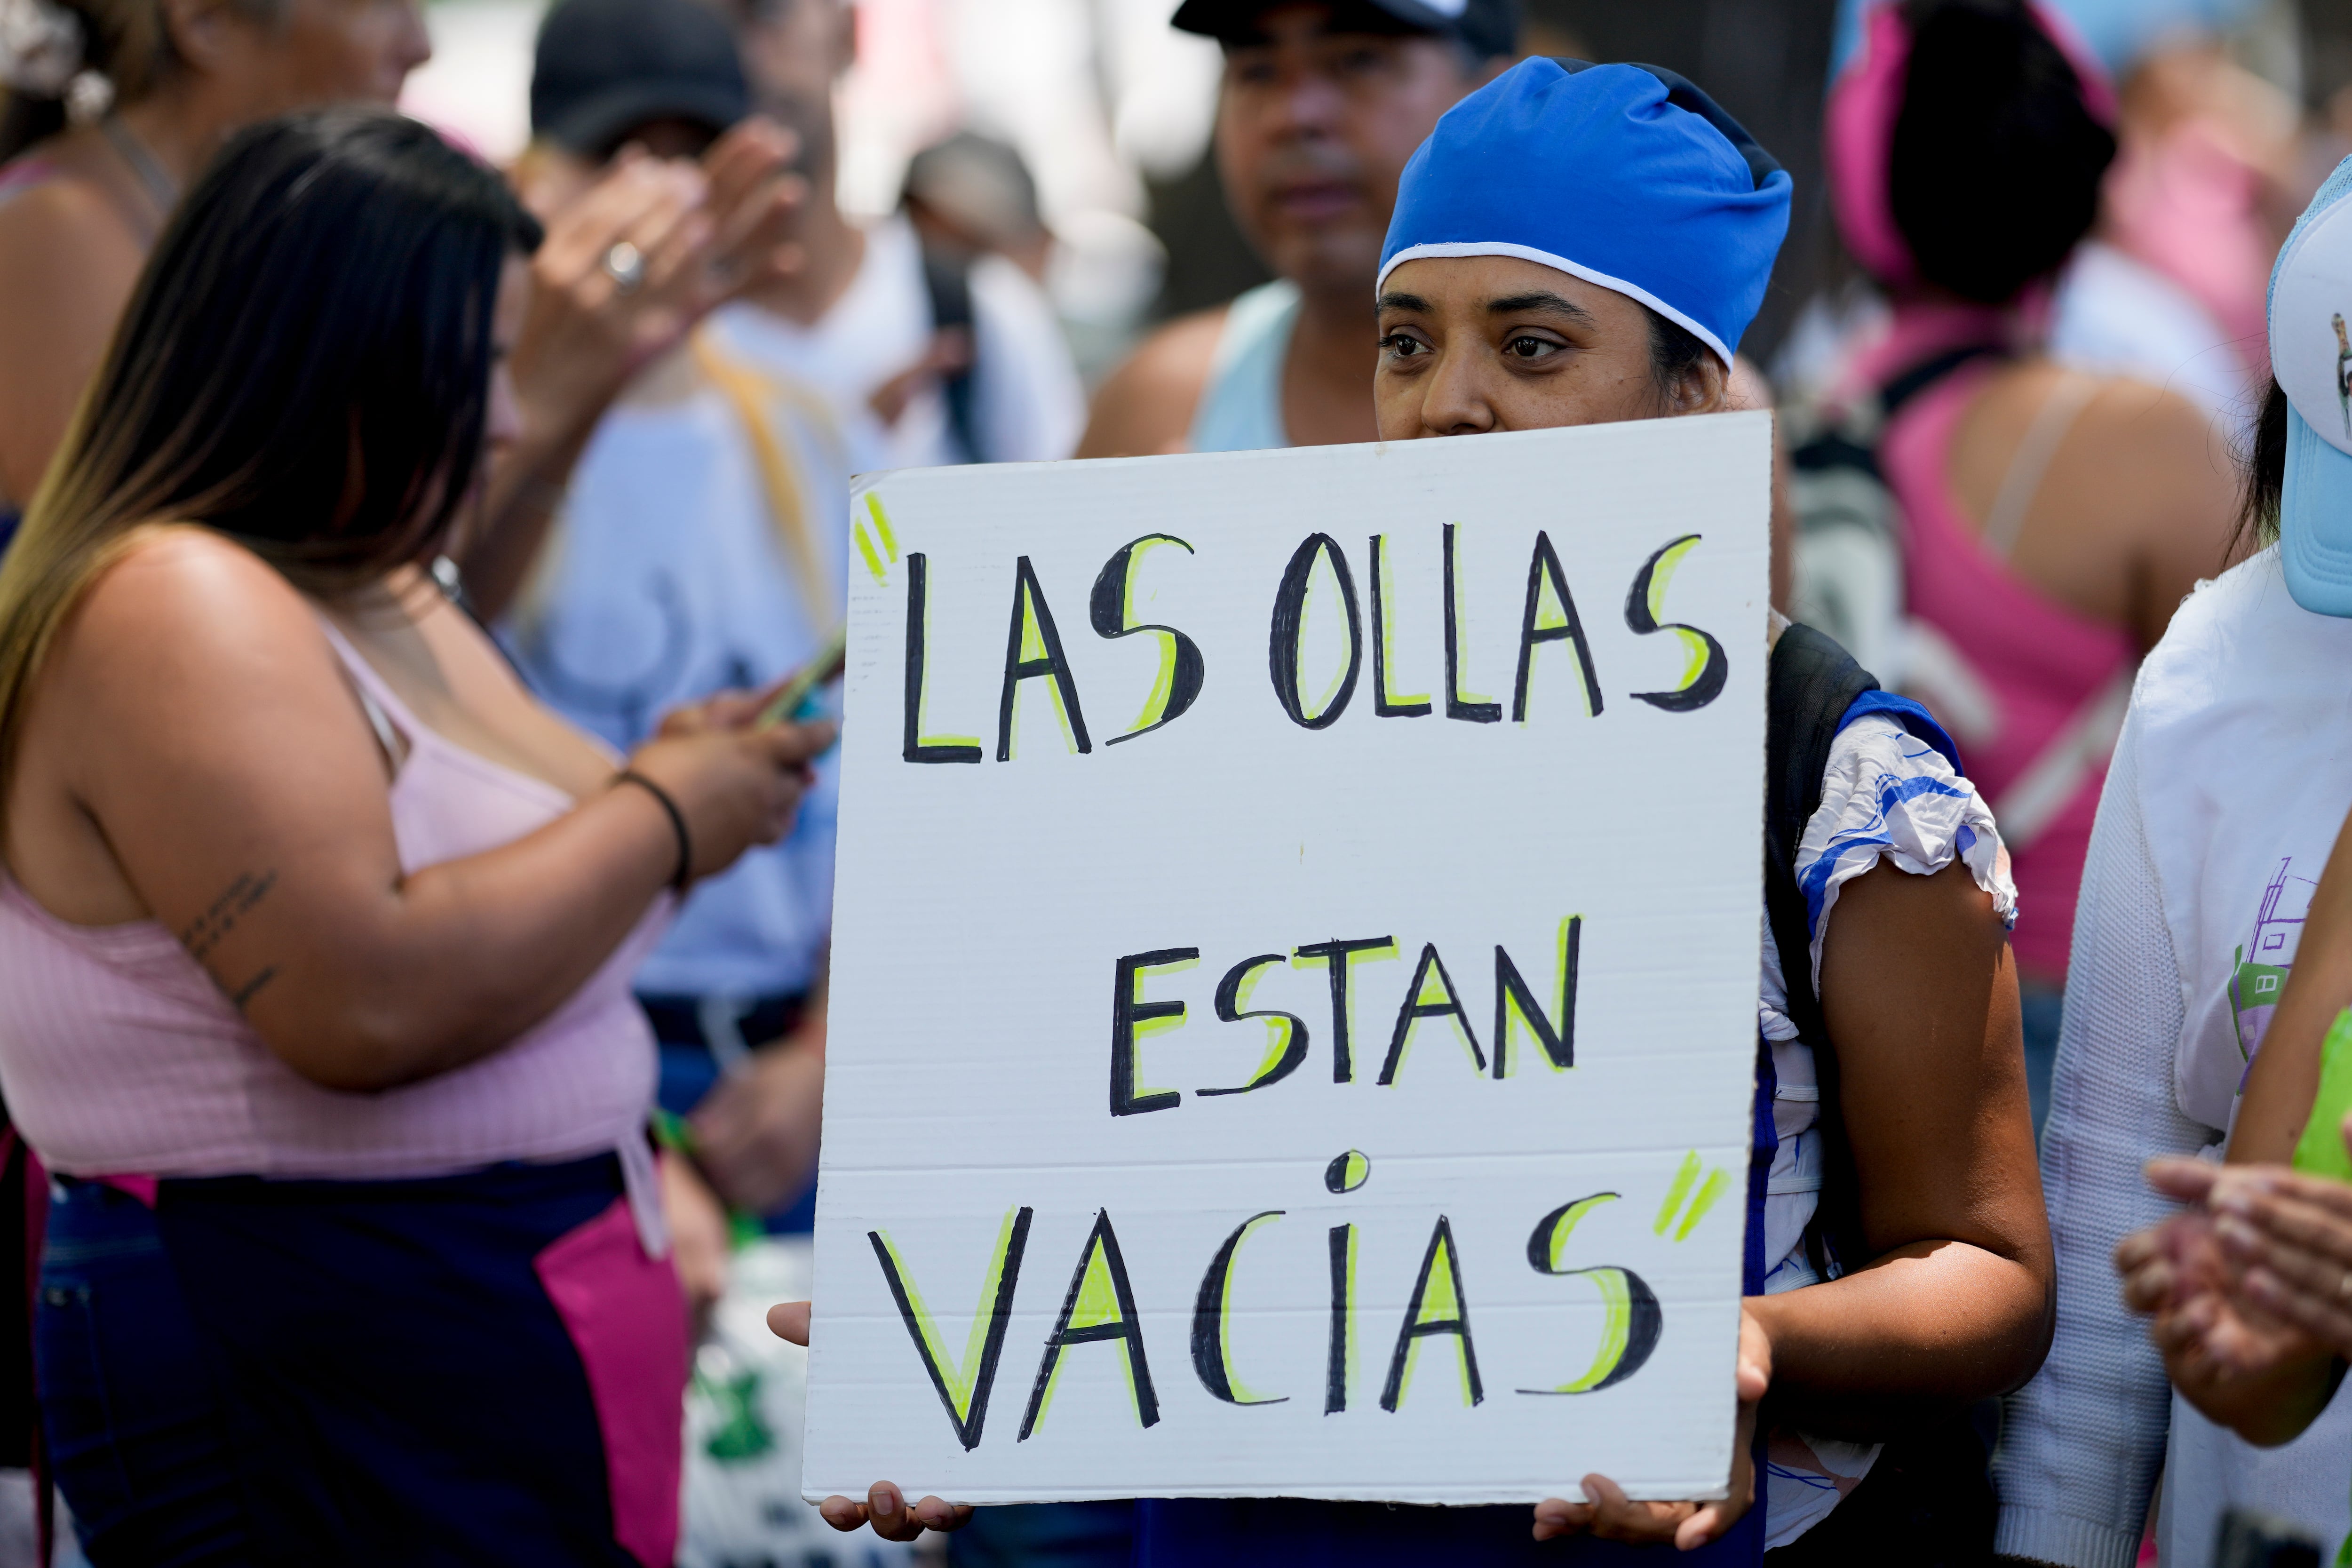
[805,412,1772,1506]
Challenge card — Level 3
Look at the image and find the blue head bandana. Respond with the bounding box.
[1377,57,1793,366]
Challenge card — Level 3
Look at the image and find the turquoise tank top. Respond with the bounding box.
[1186,279,1301,453]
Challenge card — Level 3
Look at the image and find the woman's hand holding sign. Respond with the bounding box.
[766,1298,1769,1545]
[1533,1306,1770,1548]
[766,1302,975,1541]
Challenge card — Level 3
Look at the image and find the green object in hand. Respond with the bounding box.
[2292,1007,2352,1181]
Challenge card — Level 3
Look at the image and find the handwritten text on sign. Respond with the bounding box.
[807,414,1772,1505]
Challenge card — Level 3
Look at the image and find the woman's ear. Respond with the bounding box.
[160,0,248,77]
[1667,355,1730,416]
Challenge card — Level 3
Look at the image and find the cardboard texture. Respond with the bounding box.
[805,412,1774,1506]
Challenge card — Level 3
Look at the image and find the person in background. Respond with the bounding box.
[0,108,827,1562]
[1825,0,2294,436]
[503,0,842,1306]
[0,0,428,544]
[0,0,809,643]
[696,0,1083,475]
[2048,32,2298,433]
[1077,0,1513,457]
[1812,0,2238,1135]
[902,131,1053,285]
[895,131,1061,480]
[787,56,2053,1565]
[1992,158,2352,1568]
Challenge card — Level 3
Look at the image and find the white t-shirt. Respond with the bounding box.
[709,214,1084,475]
[503,345,847,1001]
[1994,545,2352,1568]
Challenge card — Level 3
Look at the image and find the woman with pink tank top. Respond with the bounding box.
[0,113,827,1565]
[1816,0,2240,1127]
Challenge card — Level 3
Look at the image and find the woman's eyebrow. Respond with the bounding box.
[1486,291,1596,325]
[1375,291,1431,313]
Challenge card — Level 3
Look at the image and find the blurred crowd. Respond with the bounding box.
[5,0,2352,1565]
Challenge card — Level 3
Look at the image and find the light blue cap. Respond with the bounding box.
[2268,157,2352,616]
[1377,57,1792,366]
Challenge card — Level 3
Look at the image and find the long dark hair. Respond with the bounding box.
[0,108,541,790]
[2236,377,2290,557]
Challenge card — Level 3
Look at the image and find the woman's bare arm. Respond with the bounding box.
[1753,858,2056,1437]
[22,529,823,1092]
[0,182,147,502]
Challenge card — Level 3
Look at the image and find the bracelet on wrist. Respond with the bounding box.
[613,770,692,892]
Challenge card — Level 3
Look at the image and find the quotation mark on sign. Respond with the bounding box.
[1653,1151,1728,1242]
[854,494,902,585]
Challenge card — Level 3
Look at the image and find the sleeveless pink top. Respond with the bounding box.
[1882,368,2136,981]
[0,621,671,1184]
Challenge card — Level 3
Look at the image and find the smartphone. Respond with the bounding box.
[755,627,848,729]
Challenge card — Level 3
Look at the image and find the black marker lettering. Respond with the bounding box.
[1493,918,1580,1077]
[1090,535,1205,745]
[1380,1215,1483,1411]
[1292,937,1394,1083]
[1518,1194,1662,1394]
[903,554,982,764]
[998,556,1093,759]
[1326,1222,1354,1415]
[1624,534,1727,712]
[869,1208,1033,1448]
[1020,1210,1161,1438]
[1268,533,1363,729]
[1370,533,1430,718]
[1511,531,1604,722]
[1378,942,1485,1084]
[1443,524,1501,724]
[1190,1210,1288,1406]
[1111,949,1194,1116]
[1198,954,1310,1096]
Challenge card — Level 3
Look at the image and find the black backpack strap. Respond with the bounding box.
[1876,342,2006,421]
[1764,623,1881,1279]
[1788,342,2007,485]
[919,245,984,464]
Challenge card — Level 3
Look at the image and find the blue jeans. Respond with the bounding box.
[37,1179,248,1566]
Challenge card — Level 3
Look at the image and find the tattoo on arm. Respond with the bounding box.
[229,966,278,1012]
[181,870,278,964]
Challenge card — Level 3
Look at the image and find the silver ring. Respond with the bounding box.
[602,240,645,294]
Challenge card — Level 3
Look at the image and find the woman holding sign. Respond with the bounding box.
[0,112,828,1560]
[787,48,2052,1565]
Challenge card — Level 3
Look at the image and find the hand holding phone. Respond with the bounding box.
[756,628,848,729]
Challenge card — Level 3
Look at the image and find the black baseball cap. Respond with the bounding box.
[532,0,749,159]
[1172,0,1520,60]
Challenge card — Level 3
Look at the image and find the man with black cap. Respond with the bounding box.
[1076,0,1518,459]
[500,0,848,1368]
[529,0,757,162]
